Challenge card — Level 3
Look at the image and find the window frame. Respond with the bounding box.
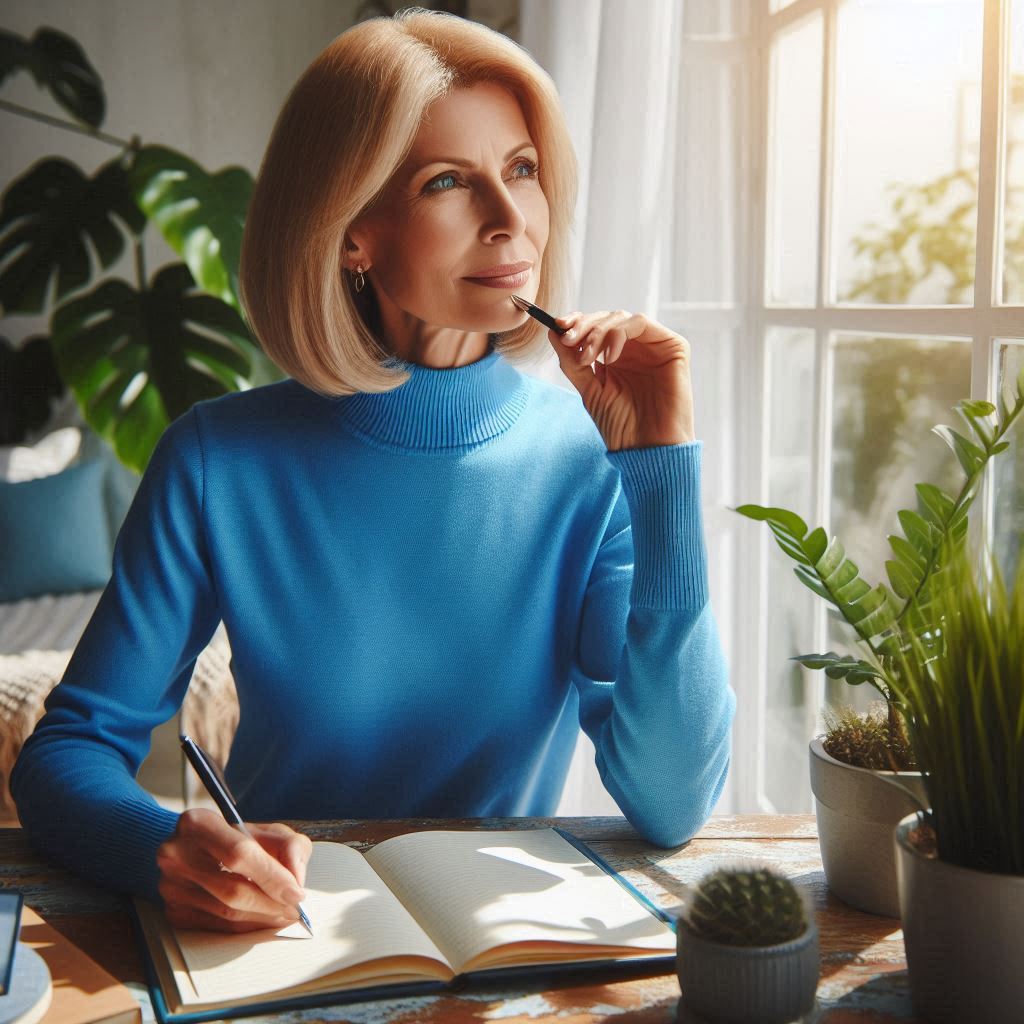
[662,0,1022,813]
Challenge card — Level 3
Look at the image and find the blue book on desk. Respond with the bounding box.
[131,826,678,1023]
[0,890,22,996]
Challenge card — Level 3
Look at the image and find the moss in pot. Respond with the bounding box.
[676,866,819,1024]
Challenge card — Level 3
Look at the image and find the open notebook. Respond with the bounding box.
[133,827,678,1022]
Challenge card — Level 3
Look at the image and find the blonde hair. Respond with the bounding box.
[238,7,579,397]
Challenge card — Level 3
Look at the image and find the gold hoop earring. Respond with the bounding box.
[353,264,366,293]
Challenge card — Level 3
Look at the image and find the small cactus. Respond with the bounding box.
[683,866,809,947]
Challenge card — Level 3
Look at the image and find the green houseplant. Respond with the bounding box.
[888,537,1024,1023]
[735,372,1024,916]
[675,866,819,1024]
[0,26,281,472]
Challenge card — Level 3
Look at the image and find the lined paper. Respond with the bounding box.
[174,841,450,1003]
[365,828,676,973]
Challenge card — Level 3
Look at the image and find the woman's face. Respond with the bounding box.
[347,81,549,362]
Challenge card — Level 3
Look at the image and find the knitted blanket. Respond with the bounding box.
[0,626,239,820]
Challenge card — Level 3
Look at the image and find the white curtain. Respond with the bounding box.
[519,0,688,815]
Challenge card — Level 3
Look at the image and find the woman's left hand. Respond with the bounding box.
[547,310,695,451]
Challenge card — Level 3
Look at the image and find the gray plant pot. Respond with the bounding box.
[895,812,1024,1023]
[809,736,927,917]
[676,919,819,1024]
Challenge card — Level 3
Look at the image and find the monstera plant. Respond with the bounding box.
[0,26,284,472]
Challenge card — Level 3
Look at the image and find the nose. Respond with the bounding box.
[478,177,529,243]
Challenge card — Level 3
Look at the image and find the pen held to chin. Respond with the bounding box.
[510,293,570,335]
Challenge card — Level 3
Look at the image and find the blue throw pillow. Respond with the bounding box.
[0,456,113,602]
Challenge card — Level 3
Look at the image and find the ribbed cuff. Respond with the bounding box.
[106,797,181,904]
[604,441,708,609]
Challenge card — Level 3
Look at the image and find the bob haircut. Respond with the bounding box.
[238,7,579,397]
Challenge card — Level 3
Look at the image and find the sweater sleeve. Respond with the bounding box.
[10,406,221,904]
[572,440,736,848]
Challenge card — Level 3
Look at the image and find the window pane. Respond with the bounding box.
[764,327,816,812]
[1001,1,1024,304]
[766,11,823,306]
[668,60,744,304]
[833,0,984,306]
[994,342,1024,579]
[827,334,972,715]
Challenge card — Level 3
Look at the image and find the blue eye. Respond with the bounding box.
[424,158,539,195]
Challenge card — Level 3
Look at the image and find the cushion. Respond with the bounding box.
[0,455,113,602]
[0,426,82,481]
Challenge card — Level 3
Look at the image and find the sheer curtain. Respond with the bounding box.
[518,1,695,816]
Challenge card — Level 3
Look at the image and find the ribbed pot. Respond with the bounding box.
[809,736,927,917]
[895,812,1024,1023]
[676,919,819,1024]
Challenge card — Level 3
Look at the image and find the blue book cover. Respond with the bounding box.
[0,890,23,996]
[131,827,678,1024]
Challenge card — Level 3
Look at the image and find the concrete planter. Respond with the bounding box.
[809,736,927,917]
[676,918,819,1024]
[895,813,1024,1023]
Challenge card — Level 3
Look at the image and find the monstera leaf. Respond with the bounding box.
[49,263,253,473]
[0,334,65,443]
[0,27,105,127]
[0,155,146,314]
[128,145,254,316]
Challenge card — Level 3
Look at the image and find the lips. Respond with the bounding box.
[464,260,533,279]
[463,268,532,289]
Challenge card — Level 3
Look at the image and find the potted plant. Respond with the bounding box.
[735,373,1024,916]
[675,865,819,1024]
[887,537,1024,1023]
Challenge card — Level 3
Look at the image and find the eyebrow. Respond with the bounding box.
[413,141,536,174]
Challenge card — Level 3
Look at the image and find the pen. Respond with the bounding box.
[179,733,313,936]
[510,293,571,336]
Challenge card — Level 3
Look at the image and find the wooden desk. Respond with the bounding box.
[0,814,917,1022]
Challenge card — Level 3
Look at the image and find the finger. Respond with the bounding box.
[250,823,313,889]
[548,323,601,394]
[606,327,630,364]
[216,832,306,905]
[161,877,298,931]
[578,311,636,367]
[551,311,608,349]
[176,808,304,905]
[163,844,304,921]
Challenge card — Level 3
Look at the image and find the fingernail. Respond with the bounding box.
[561,328,577,344]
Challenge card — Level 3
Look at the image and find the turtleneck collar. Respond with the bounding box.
[334,343,531,451]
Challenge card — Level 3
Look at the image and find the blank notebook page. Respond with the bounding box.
[174,841,448,1004]
[365,828,677,972]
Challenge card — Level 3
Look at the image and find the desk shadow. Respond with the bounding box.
[785,870,904,985]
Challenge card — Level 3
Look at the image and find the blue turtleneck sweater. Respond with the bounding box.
[12,347,735,905]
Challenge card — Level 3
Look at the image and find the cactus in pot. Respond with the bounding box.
[676,865,819,1024]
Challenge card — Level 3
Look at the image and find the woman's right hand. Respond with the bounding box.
[156,808,312,932]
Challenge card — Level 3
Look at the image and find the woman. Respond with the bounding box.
[12,8,735,934]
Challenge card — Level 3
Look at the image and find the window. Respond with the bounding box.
[662,0,1023,813]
